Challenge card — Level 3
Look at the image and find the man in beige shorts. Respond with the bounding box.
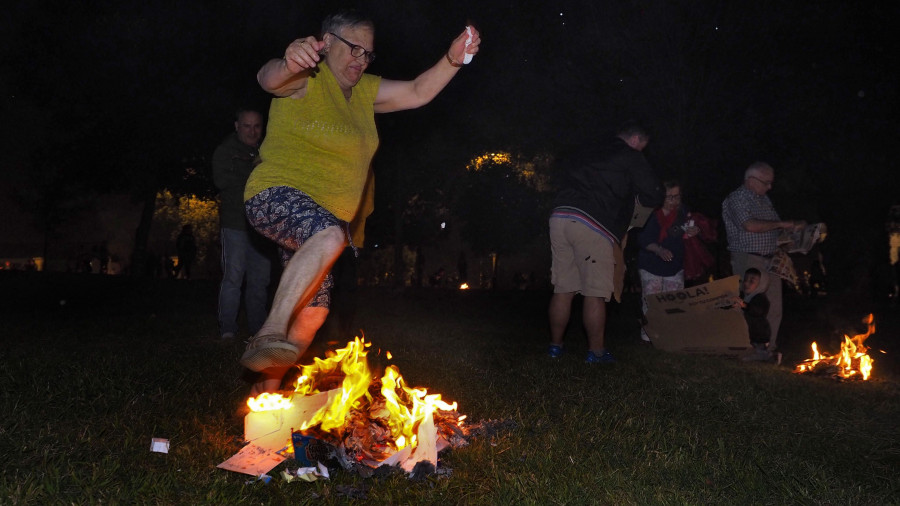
[548,122,662,363]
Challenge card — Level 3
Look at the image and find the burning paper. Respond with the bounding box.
[794,314,877,380]
[223,337,466,476]
[243,390,335,451]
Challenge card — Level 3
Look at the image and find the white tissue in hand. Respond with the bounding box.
[463,25,474,64]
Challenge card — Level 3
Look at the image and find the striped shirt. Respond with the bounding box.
[550,206,620,245]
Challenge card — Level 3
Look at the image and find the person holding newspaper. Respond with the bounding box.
[722,162,806,352]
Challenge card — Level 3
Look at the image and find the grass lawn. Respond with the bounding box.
[1,271,898,505]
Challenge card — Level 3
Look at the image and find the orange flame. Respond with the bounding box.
[378,364,459,449]
[794,314,877,380]
[241,337,464,458]
[291,337,374,432]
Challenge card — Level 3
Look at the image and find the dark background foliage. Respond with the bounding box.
[3,0,898,286]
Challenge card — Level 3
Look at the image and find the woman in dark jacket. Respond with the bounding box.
[637,180,699,343]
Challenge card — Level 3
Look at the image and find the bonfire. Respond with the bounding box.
[794,314,877,380]
[244,337,467,471]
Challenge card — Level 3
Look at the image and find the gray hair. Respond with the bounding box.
[744,161,773,180]
[321,10,375,38]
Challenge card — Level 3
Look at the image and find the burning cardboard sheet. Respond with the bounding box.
[243,390,336,451]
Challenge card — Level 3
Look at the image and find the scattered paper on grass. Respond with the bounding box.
[280,462,329,483]
[293,462,330,482]
[217,443,286,476]
[245,474,273,485]
[150,438,169,453]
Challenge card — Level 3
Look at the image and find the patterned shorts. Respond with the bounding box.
[245,186,344,308]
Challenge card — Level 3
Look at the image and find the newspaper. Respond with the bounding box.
[777,222,827,254]
[768,249,799,287]
[768,222,827,288]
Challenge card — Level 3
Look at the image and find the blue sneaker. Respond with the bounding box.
[548,345,563,358]
[585,350,615,364]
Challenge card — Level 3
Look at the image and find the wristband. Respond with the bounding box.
[445,52,463,68]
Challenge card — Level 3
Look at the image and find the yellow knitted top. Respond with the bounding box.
[245,63,381,235]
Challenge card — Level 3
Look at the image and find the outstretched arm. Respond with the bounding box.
[374,27,481,113]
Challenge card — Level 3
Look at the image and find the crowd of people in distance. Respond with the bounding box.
[547,125,806,365]
[198,8,813,395]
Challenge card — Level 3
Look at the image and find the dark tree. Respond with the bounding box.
[454,153,552,288]
[10,141,95,263]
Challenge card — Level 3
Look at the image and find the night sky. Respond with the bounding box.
[3,1,898,282]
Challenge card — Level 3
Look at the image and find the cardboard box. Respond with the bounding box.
[643,276,750,356]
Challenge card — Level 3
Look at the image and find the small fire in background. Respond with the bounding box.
[794,314,879,380]
[246,337,465,467]
[459,283,469,290]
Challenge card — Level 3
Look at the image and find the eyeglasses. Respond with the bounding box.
[328,32,376,63]
[748,175,773,187]
[664,193,682,200]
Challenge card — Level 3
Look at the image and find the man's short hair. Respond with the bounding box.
[615,120,649,140]
[662,179,681,191]
[235,107,261,122]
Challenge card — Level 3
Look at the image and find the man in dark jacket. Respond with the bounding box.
[213,108,271,340]
[547,122,663,363]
